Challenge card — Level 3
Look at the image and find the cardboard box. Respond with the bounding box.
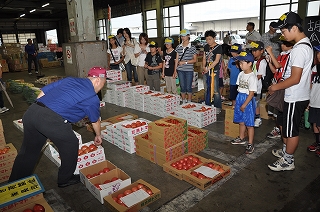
[105,113,138,124]
[86,119,113,133]
[0,131,5,147]
[87,168,131,204]
[0,143,17,162]
[104,179,161,212]
[162,153,206,180]
[260,99,270,120]
[182,159,231,190]
[79,160,117,188]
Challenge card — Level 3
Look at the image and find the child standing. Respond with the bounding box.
[251,41,267,128]
[227,43,242,106]
[231,51,257,154]
[307,45,320,156]
[162,37,178,94]
[107,35,124,70]
[144,41,163,91]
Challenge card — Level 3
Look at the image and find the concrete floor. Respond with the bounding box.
[1,66,320,212]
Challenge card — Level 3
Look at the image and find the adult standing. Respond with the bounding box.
[107,35,124,70]
[9,67,106,187]
[123,28,139,84]
[202,30,223,113]
[261,22,281,57]
[134,33,150,85]
[245,22,261,49]
[25,38,39,75]
[116,28,125,47]
[268,12,313,171]
[223,33,232,45]
[175,29,197,103]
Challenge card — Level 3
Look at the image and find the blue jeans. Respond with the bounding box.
[125,60,138,82]
[203,71,222,108]
[178,71,193,94]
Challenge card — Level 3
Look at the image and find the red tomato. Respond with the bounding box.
[141,187,147,192]
[207,162,214,168]
[197,173,206,179]
[192,157,199,163]
[179,159,184,164]
[111,177,119,182]
[117,193,125,199]
[131,186,138,192]
[98,170,104,175]
[112,197,118,202]
[89,144,97,151]
[78,150,83,156]
[146,189,153,195]
[141,121,146,126]
[131,123,137,128]
[177,166,183,170]
[117,199,123,204]
[104,179,111,184]
[171,162,177,167]
[23,209,33,212]
[33,203,45,212]
[183,157,189,161]
[124,189,132,196]
[86,174,92,179]
[95,184,101,190]
[81,145,88,151]
[218,167,225,173]
[188,155,194,160]
[190,171,198,177]
[137,183,144,189]
[92,173,98,177]
[192,162,198,167]
[82,148,90,154]
[103,167,110,173]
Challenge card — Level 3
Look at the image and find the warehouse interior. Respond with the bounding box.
[0,0,320,212]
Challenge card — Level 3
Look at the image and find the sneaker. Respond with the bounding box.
[184,99,188,104]
[221,96,226,101]
[254,118,262,127]
[245,144,254,154]
[307,142,320,152]
[268,157,295,171]
[267,127,281,139]
[0,107,9,114]
[28,72,32,75]
[315,150,320,157]
[271,149,284,158]
[231,136,246,145]
[35,71,39,74]
[215,108,221,115]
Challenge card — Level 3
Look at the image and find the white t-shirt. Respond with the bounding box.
[310,66,320,108]
[236,71,258,95]
[253,59,267,94]
[107,47,123,64]
[134,44,150,67]
[283,37,313,102]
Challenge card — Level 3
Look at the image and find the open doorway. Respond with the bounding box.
[46,29,58,45]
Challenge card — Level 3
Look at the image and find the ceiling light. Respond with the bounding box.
[30,9,36,13]
[42,3,50,7]
[20,14,25,17]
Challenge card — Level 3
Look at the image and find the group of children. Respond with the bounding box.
[229,11,320,173]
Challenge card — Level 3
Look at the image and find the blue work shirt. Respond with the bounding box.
[25,44,37,55]
[37,77,100,123]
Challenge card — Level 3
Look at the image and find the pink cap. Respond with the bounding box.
[88,67,106,78]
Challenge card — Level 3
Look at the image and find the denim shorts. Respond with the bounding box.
[178,71,193,94]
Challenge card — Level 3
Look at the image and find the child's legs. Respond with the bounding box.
[0,92,4,108]
[153,75,161,91]
[219,78,224,96]
[165,76,172,93]
[239,123,246,139]
[146,75,153,90]
[255,94,261,116]
[171,77,177,94]
[247,126,254,144]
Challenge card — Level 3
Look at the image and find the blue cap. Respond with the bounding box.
[314,45,320,52]
[230,43,242,53]
[235,51,254,63]
[164,37,174,44]
[180,29,190,36]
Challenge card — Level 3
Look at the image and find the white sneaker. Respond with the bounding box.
[268,157,295,171]
[254,118,262,127]
[271,149,283,158]
[0,107,9,114]
[28,72,32,75]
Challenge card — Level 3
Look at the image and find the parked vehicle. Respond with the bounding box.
[230,34,245,45]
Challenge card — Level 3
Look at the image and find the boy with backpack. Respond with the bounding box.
[268,11,313,171]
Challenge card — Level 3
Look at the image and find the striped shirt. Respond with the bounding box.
[175,43,197,72]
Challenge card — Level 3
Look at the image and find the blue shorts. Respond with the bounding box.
[233,93,256,127]
[229,85,238,101]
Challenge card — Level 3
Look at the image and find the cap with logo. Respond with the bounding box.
[230,43,242,53]
[250,41,264,50]
[164,37,174,45]
[108,35,116,39]
[235,51,254,63]
[180,29,190,36]
[277,35,295,46]
[273,11,302,29]
[88,67,107,78]
[149,41,158,48]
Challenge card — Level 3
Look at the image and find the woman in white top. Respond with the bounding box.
[107,35,124,70]
[134,33,150,85]
[123,28,138,83]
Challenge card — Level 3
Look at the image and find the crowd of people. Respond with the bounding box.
[107,11,319,170]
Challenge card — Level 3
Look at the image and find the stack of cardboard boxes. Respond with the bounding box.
[0,55,9,73]
[0,120,18,183]
[135,116,188,166]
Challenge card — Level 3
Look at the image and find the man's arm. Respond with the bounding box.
[269,66,303,92]
[91,120,102,146]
